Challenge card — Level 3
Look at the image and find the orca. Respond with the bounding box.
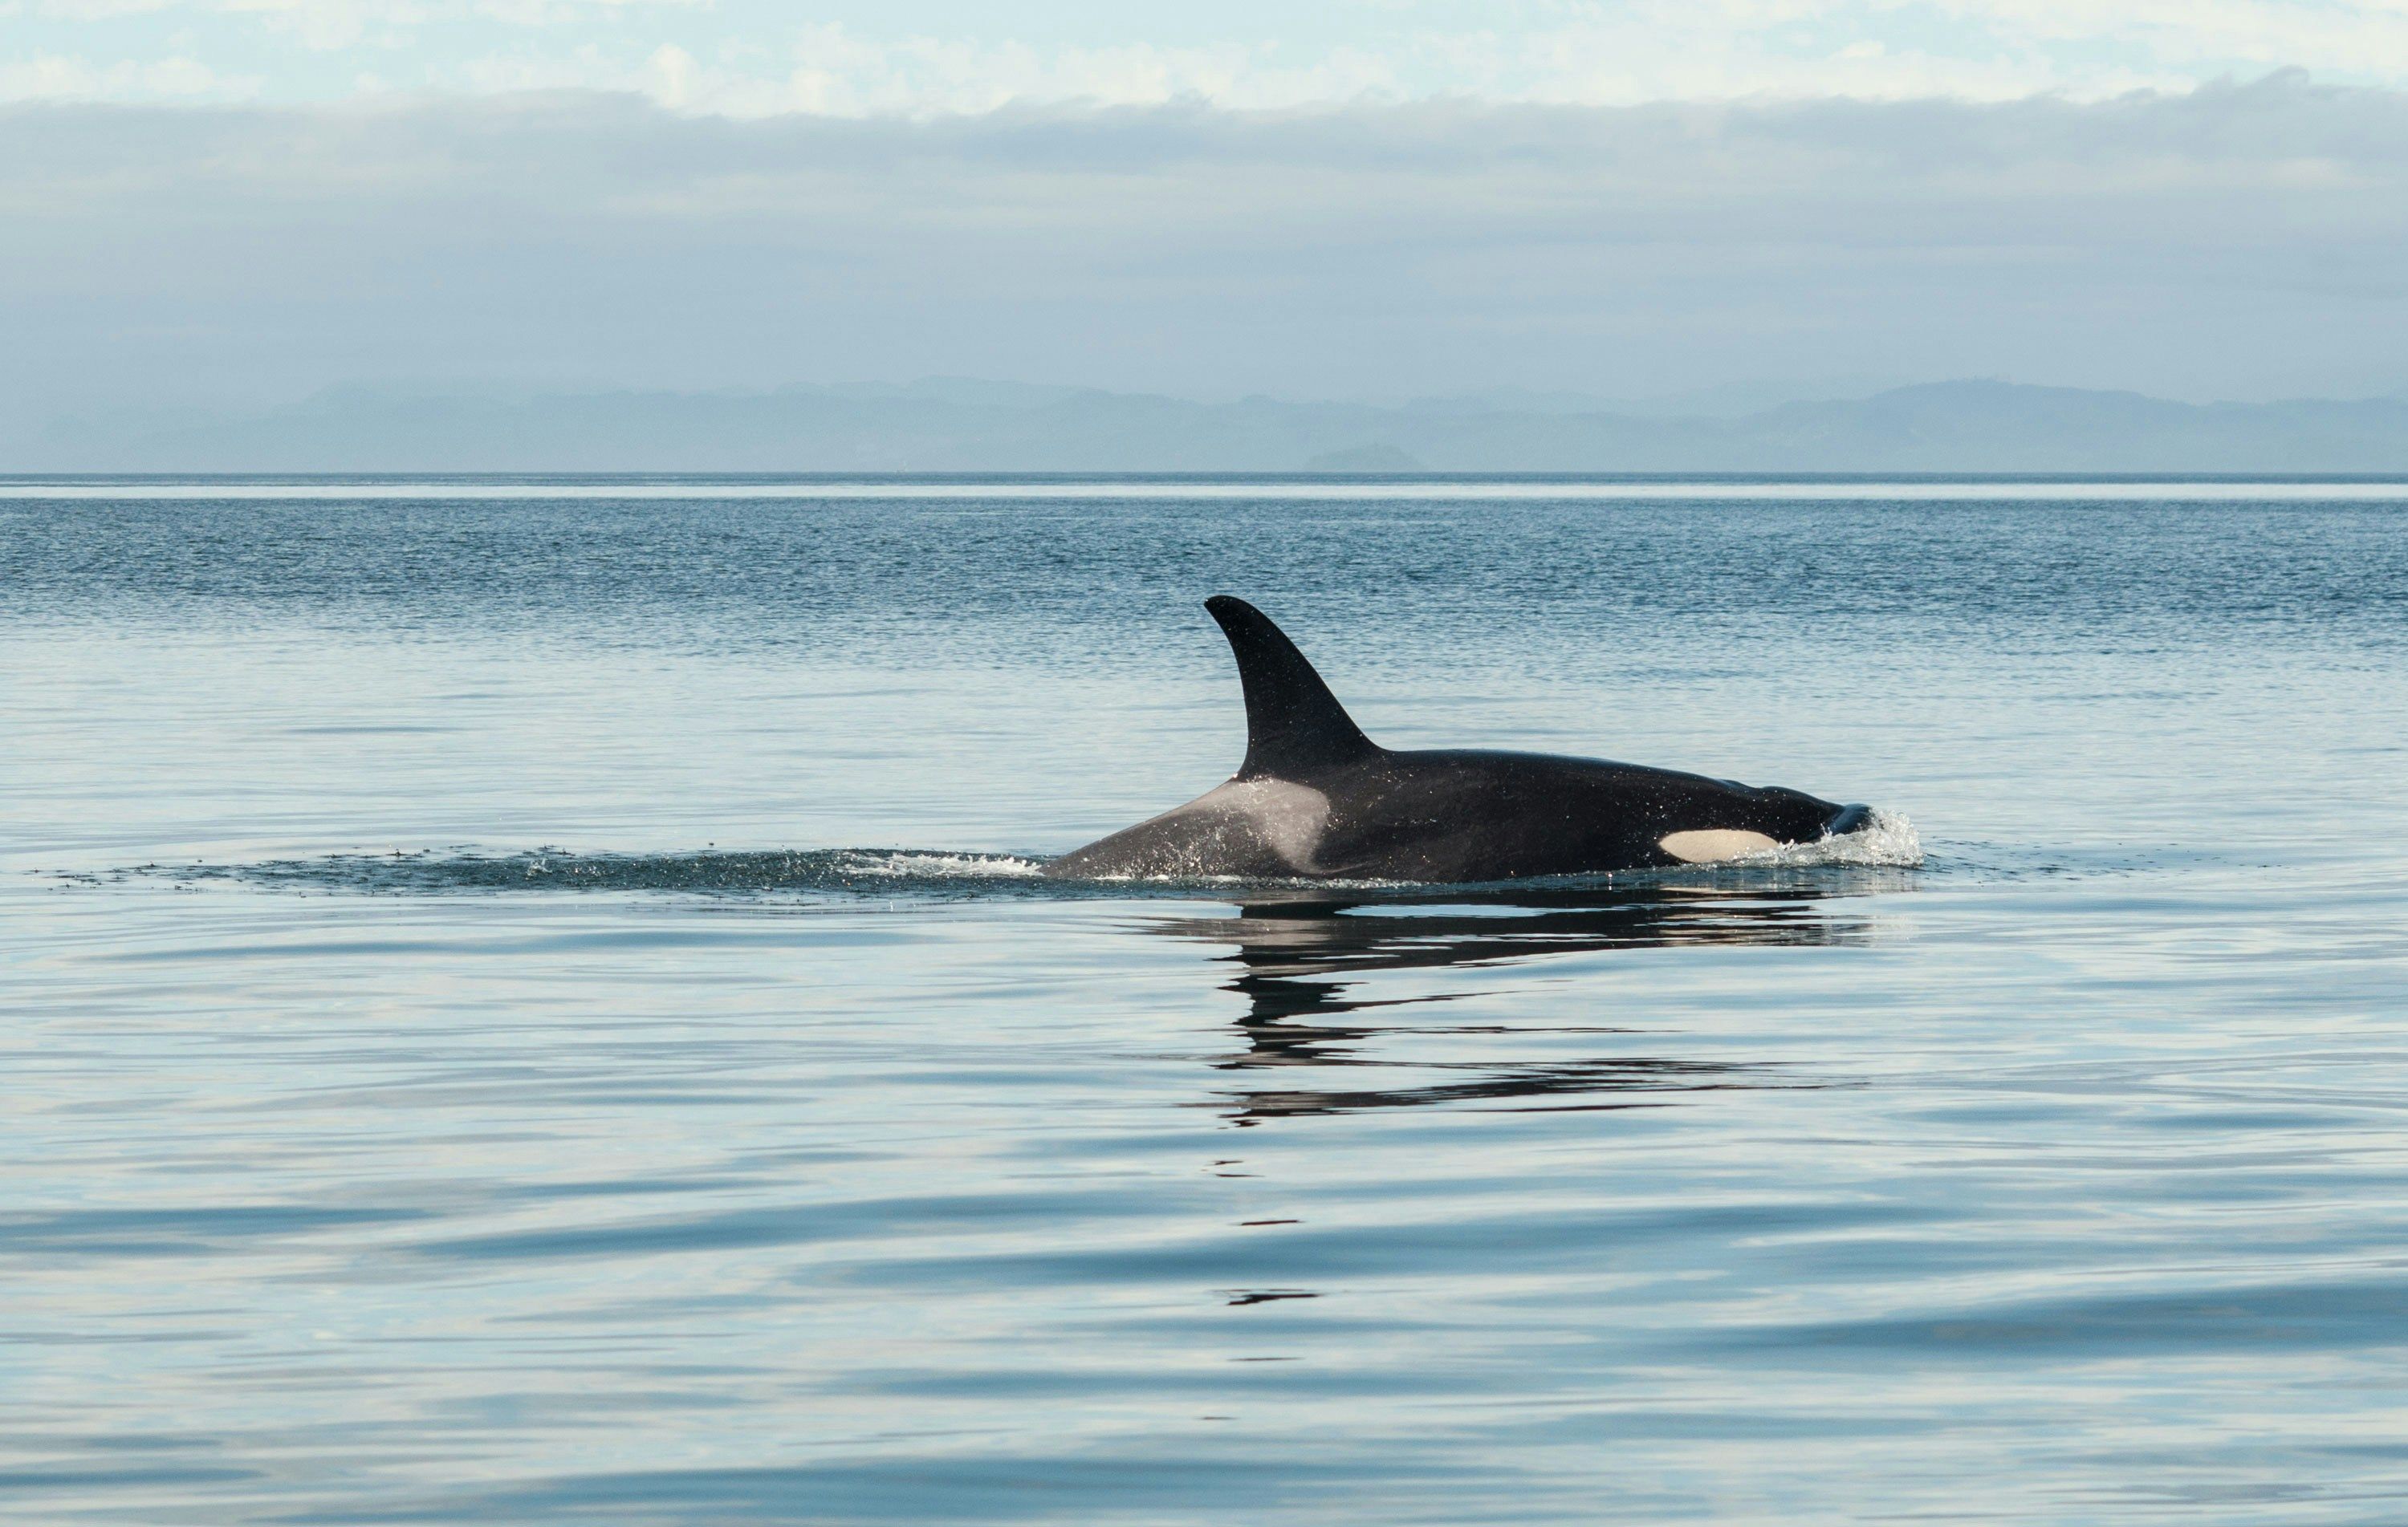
[1043,595,1871,883]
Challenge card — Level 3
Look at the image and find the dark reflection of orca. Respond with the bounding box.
[1144,873,1905,1122]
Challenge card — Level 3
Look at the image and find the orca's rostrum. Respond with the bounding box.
[1044,595,1872,883]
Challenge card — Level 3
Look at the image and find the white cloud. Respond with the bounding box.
[494,1,2408,114]
[33,0,184,17]
[16,0,2408,112]
[1934,0,2408,75]
[653,28,1392,117]
[217,0,381,50]
[0,51,252,97]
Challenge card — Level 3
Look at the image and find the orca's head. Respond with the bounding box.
[1752,786,1865,843]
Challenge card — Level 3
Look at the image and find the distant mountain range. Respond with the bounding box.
[21,378,2408,473]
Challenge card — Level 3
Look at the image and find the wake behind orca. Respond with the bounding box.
[1046,596,1874,883]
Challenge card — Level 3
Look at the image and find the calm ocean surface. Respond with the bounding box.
[5,476,2407,1524]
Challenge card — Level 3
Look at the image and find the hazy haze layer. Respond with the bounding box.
[7,72,2408,457]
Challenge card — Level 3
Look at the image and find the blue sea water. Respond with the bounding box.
[4,475,2407,1524]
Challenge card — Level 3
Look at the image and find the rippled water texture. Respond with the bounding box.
[6,477,2408,1524]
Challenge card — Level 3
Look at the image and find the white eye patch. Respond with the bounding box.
[1658,829,1780,863]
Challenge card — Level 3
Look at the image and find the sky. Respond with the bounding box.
[17,1,2408,112]
[6,2,2408,427]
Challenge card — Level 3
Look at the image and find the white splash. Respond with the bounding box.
[1738,809,1924,868]
[833,851,1047,879]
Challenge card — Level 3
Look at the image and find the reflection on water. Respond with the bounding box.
[1149,871,1911,1120]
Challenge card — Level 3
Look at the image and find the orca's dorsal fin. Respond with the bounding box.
[1205,595,1378,778]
